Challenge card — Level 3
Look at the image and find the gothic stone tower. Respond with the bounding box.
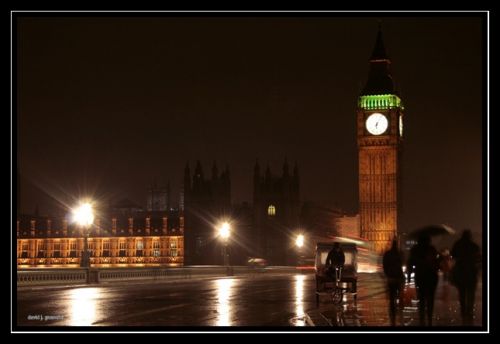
[253,159,300,265]
[357,27,404,254]
[147,182,170,212]
[183,161,231,265]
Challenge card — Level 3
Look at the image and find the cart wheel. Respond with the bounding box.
[331,289,343,304]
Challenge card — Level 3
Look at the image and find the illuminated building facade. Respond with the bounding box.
[16,211,184,268]
[357,27,404,254]
[335,214,360,239]
[17,160,306,267]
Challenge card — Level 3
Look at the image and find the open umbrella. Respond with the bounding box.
[408,224,455,239]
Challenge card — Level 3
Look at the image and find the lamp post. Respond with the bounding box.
[72,202,94,269]
[218,222,231,267]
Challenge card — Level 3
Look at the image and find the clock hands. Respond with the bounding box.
[366,113,387,135]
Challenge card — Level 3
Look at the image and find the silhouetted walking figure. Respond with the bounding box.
[407,234,439,326]
[451,229,481,325]
[383,239,405,326]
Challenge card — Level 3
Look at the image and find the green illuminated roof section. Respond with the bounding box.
[359,94,404,110]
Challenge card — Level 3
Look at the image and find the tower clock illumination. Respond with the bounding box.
[356,25,404,254]
[366,113,388,135]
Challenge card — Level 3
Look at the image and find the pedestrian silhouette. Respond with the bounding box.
[383,239,405,326]
[407,233,439,326]
[450,229,481,325]
[326,242,345,281]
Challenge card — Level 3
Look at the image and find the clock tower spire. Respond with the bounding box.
[357,26,404,254]
[362,25,395,96]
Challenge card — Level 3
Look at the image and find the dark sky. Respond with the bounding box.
[16,15,484,240]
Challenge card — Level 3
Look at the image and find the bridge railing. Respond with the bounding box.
[17,266,313,286]
[17,269,88,285]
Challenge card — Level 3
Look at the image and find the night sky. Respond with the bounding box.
[16,15,484,241]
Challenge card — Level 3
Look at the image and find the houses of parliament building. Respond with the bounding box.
[16,159,301,267]
[16,187,185,268]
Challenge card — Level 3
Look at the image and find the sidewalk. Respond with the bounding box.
[307,273,484,328]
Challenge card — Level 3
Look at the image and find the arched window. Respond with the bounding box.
[267,205,276,216]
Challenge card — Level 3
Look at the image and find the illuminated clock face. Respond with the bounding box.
[399,116,403,137]
[365,113,388,135]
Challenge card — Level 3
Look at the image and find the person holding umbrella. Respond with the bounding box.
[407,233,440,326]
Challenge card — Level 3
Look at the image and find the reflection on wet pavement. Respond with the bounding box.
[68,287,101,326]
[215,278,235,326]
[316,273,483,327]
[290,275,306,326]
[17,272,483,327]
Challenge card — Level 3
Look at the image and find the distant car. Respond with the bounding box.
[247,257,268,267]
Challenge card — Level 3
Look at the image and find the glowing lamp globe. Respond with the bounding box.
[219,222,230,240]
[296,234,304,248]
[72,202,94,227]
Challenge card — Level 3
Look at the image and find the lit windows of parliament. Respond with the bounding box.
[16,216,184,268]
[17,194,184,268]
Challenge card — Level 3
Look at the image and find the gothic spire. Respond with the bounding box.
[361,24,396,96]
[265,163,271,180]
[183,162,191,193]
[194,160,203,179]
[254,159,260,178]
[370,23,389,61]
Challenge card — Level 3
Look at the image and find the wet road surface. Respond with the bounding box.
[16,272,483,327]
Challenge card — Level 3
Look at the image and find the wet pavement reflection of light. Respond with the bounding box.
[17,272,482,327]
[293,274,306,326]
[214,278,235,326]
[68,287,101,326]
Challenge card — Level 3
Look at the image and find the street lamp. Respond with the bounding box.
[295,234,305,266]
[295,234,304,249]
[217,222,231,267]
[72,202,94,268]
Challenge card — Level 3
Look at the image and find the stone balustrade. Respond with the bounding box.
[17,269,88,285]
[17,266,311,286]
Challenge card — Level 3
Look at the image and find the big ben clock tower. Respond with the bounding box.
[358,26,404,254]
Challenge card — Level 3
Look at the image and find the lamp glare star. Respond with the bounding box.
[72,202,94,227]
